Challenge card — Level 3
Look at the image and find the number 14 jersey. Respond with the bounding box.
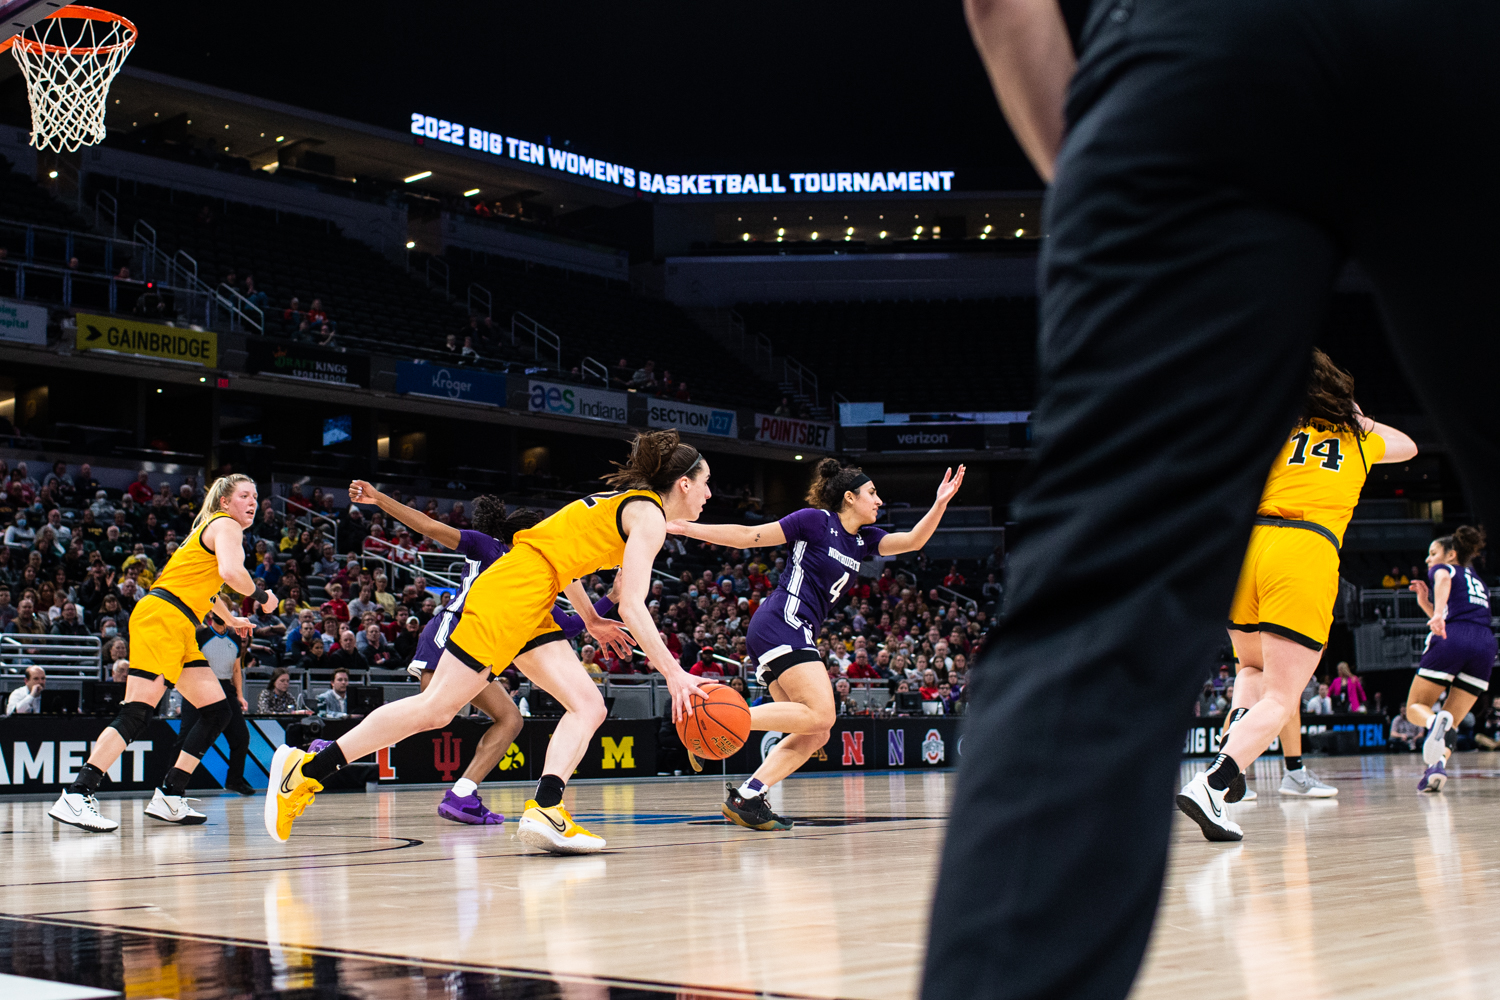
[1257,421,1387,545]
[758,507,887,640]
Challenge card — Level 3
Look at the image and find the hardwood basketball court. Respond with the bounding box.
[2,757,1497,999]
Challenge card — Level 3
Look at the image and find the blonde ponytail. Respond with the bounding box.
[193,474,255,531]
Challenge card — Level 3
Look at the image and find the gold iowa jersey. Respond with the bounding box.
[513,488,663,582]
[152,511,235,613]
[1257,422,1387,544]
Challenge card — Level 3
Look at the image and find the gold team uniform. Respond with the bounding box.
[129,511,234,683]
[447,489,662,674]
[1229,421,1387,649]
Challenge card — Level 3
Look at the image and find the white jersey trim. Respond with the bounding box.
[434,555,483,650]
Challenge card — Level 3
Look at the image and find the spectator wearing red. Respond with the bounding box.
[847,649,882,680]
[689,647,722,677]
[321,581,350,624]
[943,562,967,588]
[447,502,471,529]
[919,668,941,700]
[305,298,329,329]
[125,470,154,506]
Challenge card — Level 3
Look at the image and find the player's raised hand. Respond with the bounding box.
[588,617,637,662]
[934,465,966,506]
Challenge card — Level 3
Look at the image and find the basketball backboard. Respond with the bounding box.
[0,0,70,48]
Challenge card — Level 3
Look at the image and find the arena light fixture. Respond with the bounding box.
[879,230,887,239]
[1015,228,1025,237]
[777,228,785,236]
[741,233,750,241]
[405,240,416,249]
[794,454,803,461]
[48,169,57,178]
[983,224,993,233]
[463,188,480,197]
[275,135,284,142]
[980,233,988,240]
[846,227,854,235]
[403,170,433,183]
[198,376,206,382]
[810,231,819,240]
[915,226,924,234]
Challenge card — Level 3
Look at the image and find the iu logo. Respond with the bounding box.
[922,728,946,765]
[841,731,865,766]
[432,731,463,781]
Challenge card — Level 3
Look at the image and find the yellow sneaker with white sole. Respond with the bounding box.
[265,744,322,842]
[516,799,606,854]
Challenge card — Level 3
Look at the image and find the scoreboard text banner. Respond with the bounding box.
[75,312,217,367]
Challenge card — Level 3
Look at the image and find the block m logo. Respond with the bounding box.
[601,736,635,769]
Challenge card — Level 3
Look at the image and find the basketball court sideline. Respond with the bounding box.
[0,761,1498,999]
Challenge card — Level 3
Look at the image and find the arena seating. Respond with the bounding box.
[737,298,1039,413]
[0,157,92,233]
[439,248,782,410]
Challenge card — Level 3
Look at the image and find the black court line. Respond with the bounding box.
[156,833,425,865]
[0,912,854,1000]
[0,817,944,889]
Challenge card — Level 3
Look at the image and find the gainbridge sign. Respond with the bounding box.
[75,313,217,367]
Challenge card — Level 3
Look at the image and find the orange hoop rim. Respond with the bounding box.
[1,6,138,56]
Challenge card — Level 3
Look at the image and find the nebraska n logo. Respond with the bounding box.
[841,731,865,766]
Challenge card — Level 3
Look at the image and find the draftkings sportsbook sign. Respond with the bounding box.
[75,313,218,367]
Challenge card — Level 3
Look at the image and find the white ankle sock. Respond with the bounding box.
[452,778,478,798]
[737,778,765,799]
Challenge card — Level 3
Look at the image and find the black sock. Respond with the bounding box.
[302,742,347,782]
[161,767,192,797]
[69,762,105,796]
[534,773,566,808]
[1205,753,1240,792]
[1444,730,1459,749]
[1284,754,1303,772]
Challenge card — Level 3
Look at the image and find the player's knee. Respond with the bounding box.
[182,699,233,758]
[108,701,155,745]
[575,694,608,729]
[413,695,456,731]
[810,703,837,732]
[808,728,832,748]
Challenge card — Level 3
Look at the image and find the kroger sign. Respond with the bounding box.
[396,362,506,405]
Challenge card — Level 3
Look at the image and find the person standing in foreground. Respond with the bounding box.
[1403,527,1494,793]
[668,459,964,830]
[49,475,277,831]
[1176,353,1416,840]
[346,479,619,825]
[268,431,709,851]
[927,1,1500,997]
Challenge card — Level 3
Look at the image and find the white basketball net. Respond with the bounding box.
[8,9,137,153]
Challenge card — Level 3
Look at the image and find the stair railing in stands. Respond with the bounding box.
[94,189,117,239]
[216,282,264,333]
[511,312,562,367]
[466,282,491,318]
[780,355,819,406]
[268,493,339,542]
[580,356,610,386]
[130,220,265,334]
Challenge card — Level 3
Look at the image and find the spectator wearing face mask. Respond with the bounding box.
[4,514,35,552]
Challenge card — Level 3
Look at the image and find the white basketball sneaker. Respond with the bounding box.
[48,790,118,833]
[1280,767,1338,797]
[144,788,207,825]
[1241,787,1258,801]
[1175,773,1244,842]
[1423,711,1453,766]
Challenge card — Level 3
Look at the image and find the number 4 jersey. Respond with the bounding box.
[1258,421,1387,544]
[750,507,887,652]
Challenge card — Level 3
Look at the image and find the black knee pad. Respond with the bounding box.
[108,701,155,745]
[181,698,233,759]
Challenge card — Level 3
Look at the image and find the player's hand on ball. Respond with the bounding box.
[664,668,705,723]
[588,617,636,661]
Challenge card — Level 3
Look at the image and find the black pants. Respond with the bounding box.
[177,678,248,785]
[924,1,1500,998]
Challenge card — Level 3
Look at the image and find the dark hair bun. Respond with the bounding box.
[805,458,869,511]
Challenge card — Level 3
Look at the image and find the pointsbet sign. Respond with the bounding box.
[75,313,217,367]
[410,112,956,198]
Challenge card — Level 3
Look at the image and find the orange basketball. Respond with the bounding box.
[676,682,752,760]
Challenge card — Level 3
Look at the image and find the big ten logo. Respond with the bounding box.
[496,742,525,771]
[1358,723,1385,747]
[432,732,463,782]
[602,784,635,814]
[376,746,398,780]
[841,731,865,766]
[600,736,635,769]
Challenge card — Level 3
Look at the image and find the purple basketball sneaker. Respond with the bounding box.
[1418,759,1448,793]
[438,791,505,825]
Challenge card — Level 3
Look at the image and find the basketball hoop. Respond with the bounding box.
[2,5,137,153]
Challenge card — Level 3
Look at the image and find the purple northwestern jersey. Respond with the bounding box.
[410,529,610,670]
[748,507,887,655]
[1431,563,1492,628]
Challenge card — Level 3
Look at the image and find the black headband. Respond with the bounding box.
[845,473,871,493]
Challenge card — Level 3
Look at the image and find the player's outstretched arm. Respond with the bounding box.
[965,0,1074,183]
[621,502,703,720]
[1359,415,1418,464]
[348,479,461,550]
[665,519,785,550]
[880,465,966,556]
